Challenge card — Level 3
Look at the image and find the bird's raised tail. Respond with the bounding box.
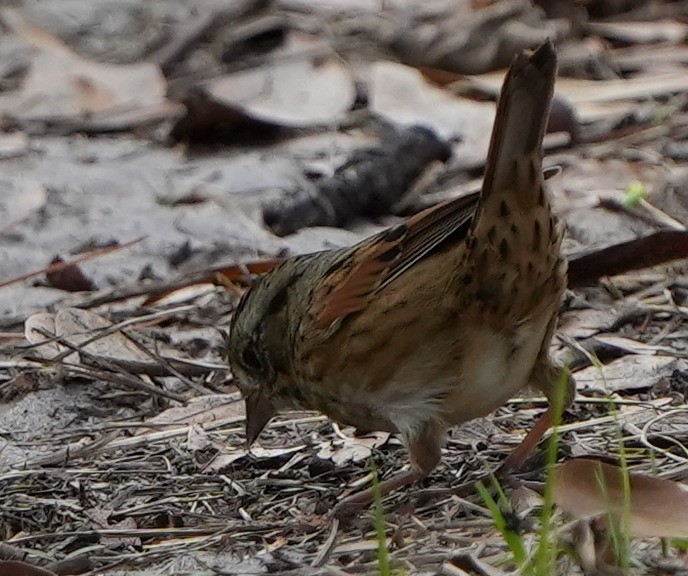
[461,40,565,317]
[480,40,556,211]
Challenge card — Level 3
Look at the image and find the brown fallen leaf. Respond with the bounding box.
[45,256,97,292]
[171,31,354,143]
[554,458,688,538]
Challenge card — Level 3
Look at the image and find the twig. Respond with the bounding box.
[311,518,340,567]
[0,236,145,289]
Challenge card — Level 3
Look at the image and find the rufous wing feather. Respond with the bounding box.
[310,190,479,330]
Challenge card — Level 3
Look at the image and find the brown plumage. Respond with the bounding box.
[228,41,573,515]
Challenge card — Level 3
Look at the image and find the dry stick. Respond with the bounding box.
[22,306,223,378]
[598,197,686,231]
[311,518,340,568]
[26,304,227,378]
[23,305,199,365]
[8,522,299,545]
[32,327,186,403]
[10,402,314,472]
[26,431,121,468]
[0,236,146,289]
[567,230,688,288]
[64,363,184,403]
[70,276,217,309]
[121,329,218,394]
[86,354,222,378]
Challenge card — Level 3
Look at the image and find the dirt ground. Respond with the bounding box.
[3,1,688,575]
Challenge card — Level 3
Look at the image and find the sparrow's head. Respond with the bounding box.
[227,262,301,445]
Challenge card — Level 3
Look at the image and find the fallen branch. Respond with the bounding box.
[567,230,688,288]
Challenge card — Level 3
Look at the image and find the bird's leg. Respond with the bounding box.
[497,405,557,474]
[412,408,559,507]
[415,364,574,506]
[333,421,443,520]
[498,356,574,474]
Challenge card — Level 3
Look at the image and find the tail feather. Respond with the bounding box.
[480,40,556,209]
[460,41,565,319]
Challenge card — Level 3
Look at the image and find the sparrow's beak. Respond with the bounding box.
[245,389,276,447]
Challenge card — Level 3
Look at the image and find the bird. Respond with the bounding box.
[227,40,573,516]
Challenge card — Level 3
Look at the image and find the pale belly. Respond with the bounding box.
[359,322,547,434]
[314,318,550,442]
[443,318,551,424]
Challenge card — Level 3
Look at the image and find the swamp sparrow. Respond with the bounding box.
[228,40,574,515]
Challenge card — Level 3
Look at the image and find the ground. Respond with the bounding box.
[2,1,688,575]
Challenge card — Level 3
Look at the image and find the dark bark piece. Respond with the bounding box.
[0,560,57,576]
[567,230,688,288]
[263,125,452,236]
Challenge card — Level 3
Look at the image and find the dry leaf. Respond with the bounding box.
[587,20,688,45]
[554,458,688,538]
[0,17,180,131]
[0,132,29,160]
[317,431,390,466]
[466,70,688,124]
[186,423,212,452]
[24,307,149,363]
[207,33,354,126]
[574,355,678,393]
[206,444,304,471]
[147,395,245,427]
[172,31,355,142]
[24,312,64,358]
[557,308,617,339]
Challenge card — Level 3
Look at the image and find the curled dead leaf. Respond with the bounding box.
[554,458,688,538]
[317,431,390,466]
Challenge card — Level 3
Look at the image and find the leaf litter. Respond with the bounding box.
[2,1,688,574]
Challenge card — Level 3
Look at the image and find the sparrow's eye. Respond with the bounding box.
[242,346,262,372]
